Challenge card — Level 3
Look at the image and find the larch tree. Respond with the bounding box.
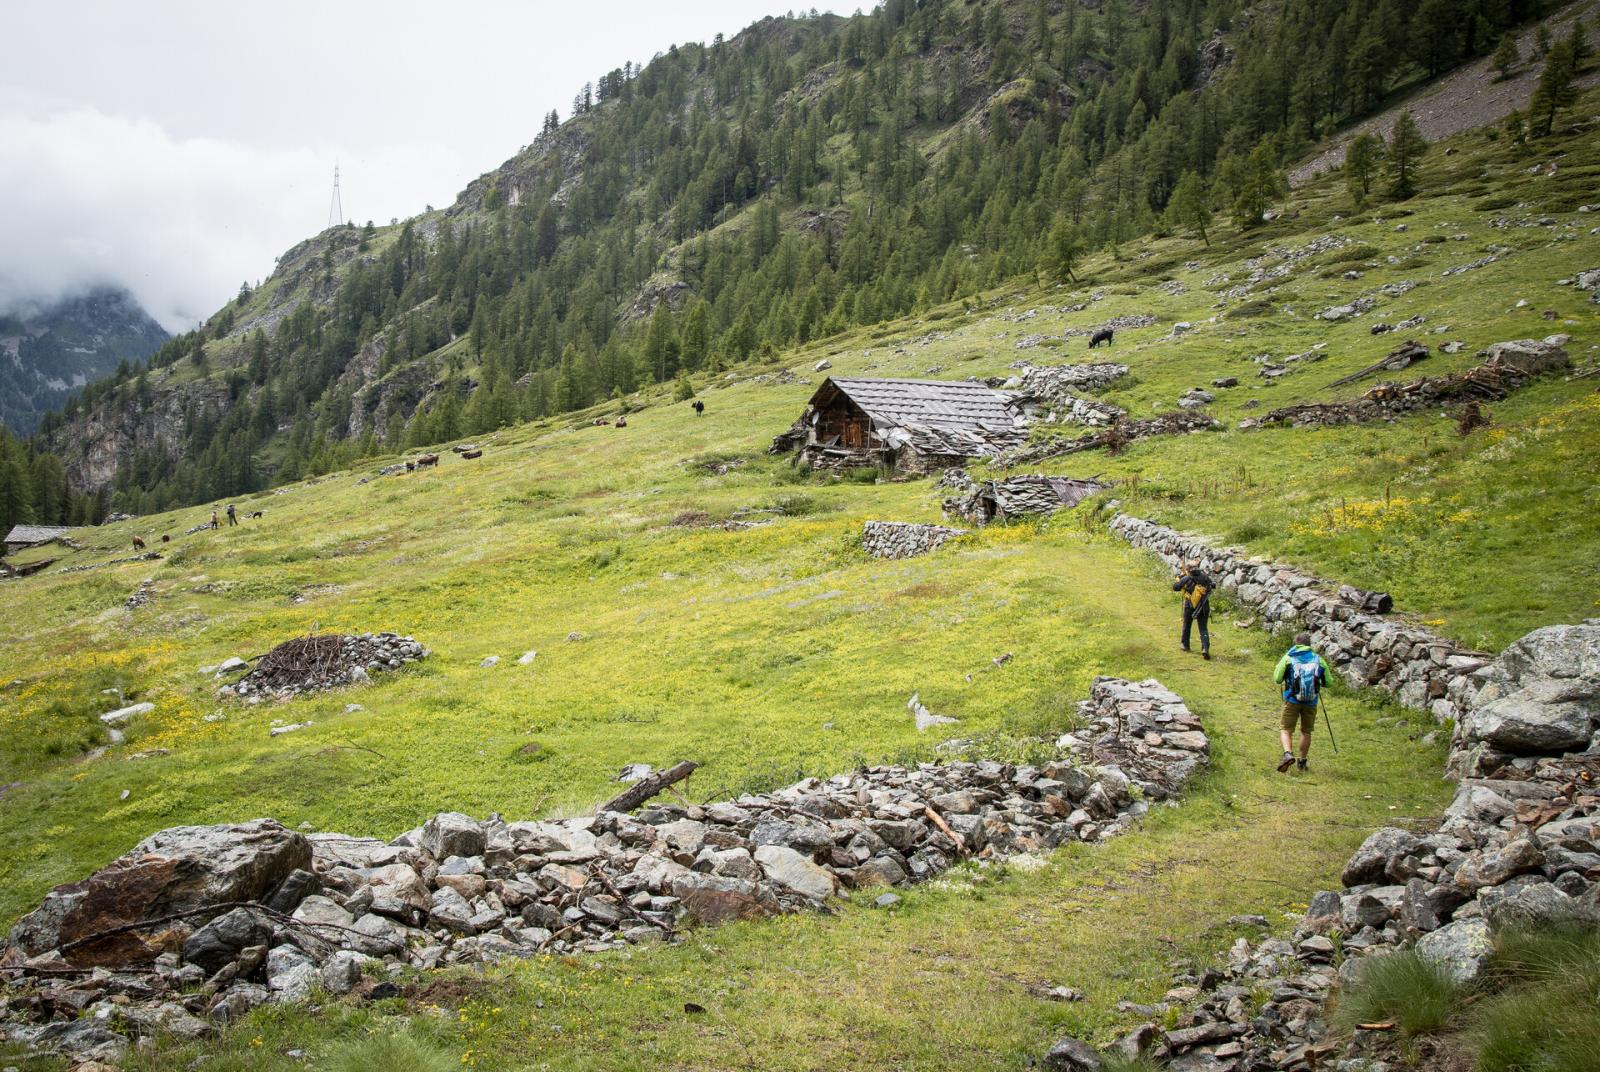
[1385,112,1427,199]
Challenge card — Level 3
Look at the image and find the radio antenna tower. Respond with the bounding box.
[328,164,344,228]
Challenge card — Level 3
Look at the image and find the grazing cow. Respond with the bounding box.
[692,399,705,416]
[615,416,628,428]
[131,536,146,551]
[1088,328,1114,348]
[161,535,171,543]
[416,454,439,468]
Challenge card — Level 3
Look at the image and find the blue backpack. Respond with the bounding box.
[1285,648,1322,705]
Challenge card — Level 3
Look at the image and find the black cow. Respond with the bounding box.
[692,399,705,416]
[1088,328,1114,348]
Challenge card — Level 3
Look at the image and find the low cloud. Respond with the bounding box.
[0,105,467,333]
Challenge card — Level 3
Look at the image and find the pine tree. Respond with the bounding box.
[1046,217,1084,282]
[1165,171,1211,245]
[1385,112,1426,199]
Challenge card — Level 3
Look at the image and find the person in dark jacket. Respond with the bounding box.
[1172,559,1211,660]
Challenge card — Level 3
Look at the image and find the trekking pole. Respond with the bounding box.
[1319,695,1339,754]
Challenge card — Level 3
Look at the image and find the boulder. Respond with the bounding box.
[754,845,838,901]
[1481,883,1600,930]
[1340,827,1421,887]
[181,906,273,975]
[1043,1036,1103,1072]
[419,812,485,860]
[1454,836,1544,891]
[1415,917,1492,984]
[8,819,310,966]
[671,874,776,925]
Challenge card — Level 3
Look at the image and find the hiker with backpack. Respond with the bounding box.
[1172,559,1211,660]
[1275,632,1330,773]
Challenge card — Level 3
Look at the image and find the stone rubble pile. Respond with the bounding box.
[1060,621,1600,1072]
[860,520,968,559]
[1061,314,1159,337]
[0,678,1207,1063]
[1238,336,1569,431]
[1109,515,1481,720]
[224,632,429,701]
[1006,362,1130,428]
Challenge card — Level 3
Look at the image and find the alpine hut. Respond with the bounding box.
[776,377,1027,474]
[4,525,72,556]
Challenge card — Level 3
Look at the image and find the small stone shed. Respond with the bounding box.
[944,475,1109,524]
[3,525,72,556]
[781,377,1026,474]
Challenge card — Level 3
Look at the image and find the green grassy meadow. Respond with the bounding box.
[3,94,1599,1070]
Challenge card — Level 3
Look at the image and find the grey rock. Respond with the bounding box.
[419,812,485,860]
[1415,917,1492,984]
[1043,1036,1103,1071]
[754,845,837,901]
[1341,828,1421,887]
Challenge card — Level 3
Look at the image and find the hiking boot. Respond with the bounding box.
[1277,751,1296,773]
[1201,650,1211,661]
[1180,644,1191,653]
[1297,758,1309,773]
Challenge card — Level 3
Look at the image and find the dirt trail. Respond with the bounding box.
[1290,1,1600,186]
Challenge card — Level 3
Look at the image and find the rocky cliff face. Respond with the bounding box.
[63,370,234,490]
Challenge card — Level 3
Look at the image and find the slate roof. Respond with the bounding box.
[4,525,71,546]
[814,377,1022,434]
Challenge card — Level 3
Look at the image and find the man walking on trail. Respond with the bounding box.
[1172,558,1211,660]
[1275,631,1329,773]
[226,504,237,527]
[210,510,219,530]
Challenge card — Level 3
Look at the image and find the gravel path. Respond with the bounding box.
[1289,2,1600,186]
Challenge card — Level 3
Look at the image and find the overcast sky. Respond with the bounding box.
[0,1,836,332]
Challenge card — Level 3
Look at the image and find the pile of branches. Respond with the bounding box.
[229,632,426,699]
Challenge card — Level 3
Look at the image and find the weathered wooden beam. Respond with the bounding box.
[599,760,700,813]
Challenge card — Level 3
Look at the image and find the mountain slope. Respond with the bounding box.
[40,0,1572,512]
[0,287,168,435]
[1,82,1598,1068]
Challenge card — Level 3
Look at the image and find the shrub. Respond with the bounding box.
[1331,950,1462,1036]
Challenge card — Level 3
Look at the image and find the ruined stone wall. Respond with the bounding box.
[861,521,967,559]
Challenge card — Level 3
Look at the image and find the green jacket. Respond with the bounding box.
[1274,645,1329,701]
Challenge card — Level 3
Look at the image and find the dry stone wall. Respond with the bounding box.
[861,520,967,559]
[1057,621,1600,1072]
[1,678,1207,1064]
[1108,514,1485,722]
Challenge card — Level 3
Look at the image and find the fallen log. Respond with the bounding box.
[599,760,699,813]
[1337,584,1393,615]
[1325,340,1429,389]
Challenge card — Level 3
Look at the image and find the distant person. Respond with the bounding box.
[1172,558,1211,660]
[1274,632,1329,773]
[226,503,237,527]
[210,510,219,530]
[692,399,705,416]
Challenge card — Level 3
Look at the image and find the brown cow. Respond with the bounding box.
[132,536,146,551]
[416,454,440,468]
[461,449,483,460]
[161,535,171,543]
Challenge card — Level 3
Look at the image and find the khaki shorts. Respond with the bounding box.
[1281,701,1316,733]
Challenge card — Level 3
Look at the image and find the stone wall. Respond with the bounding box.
[1108,514,1487,722]
[1060,621,1600,1072]
[862,520,968,559]
[1,677,1207,1064]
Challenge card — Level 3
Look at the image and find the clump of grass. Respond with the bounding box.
[1473,924,1600,1072]
[326,1030,458,1072]
[1331,950,1463,1036]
